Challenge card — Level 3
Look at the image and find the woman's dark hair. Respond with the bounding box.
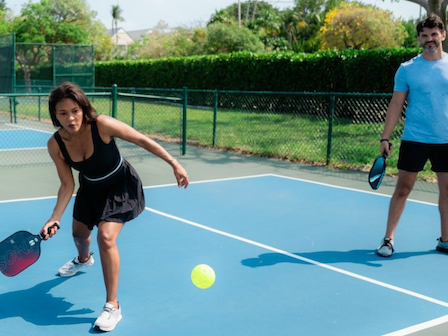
[49,82,97,127]
[416,14,446,35]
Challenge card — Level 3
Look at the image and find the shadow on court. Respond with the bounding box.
[241,249,439,268]
[0,276,95,326]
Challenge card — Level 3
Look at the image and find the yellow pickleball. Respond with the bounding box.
[191,264,216,289]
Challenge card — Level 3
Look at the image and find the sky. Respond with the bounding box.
[6,0,424,32]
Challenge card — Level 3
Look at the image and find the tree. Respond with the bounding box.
[0,0,12,34]
[407,0,445,28]
[208,1,279,27]
[205,23,265,54]
[401,18,419,48]
[39,0,112,60]
[111,4,124,44]
[288,0,342,52]
[0,0,9,12]
[207,9,233,26]
[395,0,448,50]
[12,0,101,87]
[0,11,10,34]
[319,2,407,50]
[126,21,202,59]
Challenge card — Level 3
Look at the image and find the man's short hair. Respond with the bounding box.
[416,14,446,35]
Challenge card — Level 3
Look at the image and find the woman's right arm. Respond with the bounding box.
[41,136,75,239]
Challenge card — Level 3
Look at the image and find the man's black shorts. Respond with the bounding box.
[398,140,448,172]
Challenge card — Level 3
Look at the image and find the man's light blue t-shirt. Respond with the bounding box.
[394,53,448,144]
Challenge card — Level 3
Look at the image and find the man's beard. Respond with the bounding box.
[424,41,439,52]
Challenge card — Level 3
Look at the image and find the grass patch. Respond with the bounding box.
[5,95,436,182]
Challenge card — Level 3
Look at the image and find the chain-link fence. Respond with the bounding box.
[0,33,95,94]
[14,42,95,92]
[1,86,431,182]
[0,87,183,167]
[186,90,411,177]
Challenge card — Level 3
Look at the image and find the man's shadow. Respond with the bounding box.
[0,276,95,326]
[241,249,439,268]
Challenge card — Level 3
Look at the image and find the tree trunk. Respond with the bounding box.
[24,68,31,91]
[425,0,448,50]
[252,1,257,21]
[245,0,250,24]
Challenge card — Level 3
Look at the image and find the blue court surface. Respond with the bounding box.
[0,129,52,150]
[0,174,447,335]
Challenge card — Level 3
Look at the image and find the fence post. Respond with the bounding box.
[111,84,118,118]
[13,97,17,123]
[131,88,135,128]
[182,87,188,155]
[9,98,12,123]
[212,90,218,147]
[326,94,335,165]
[38,87,41,121]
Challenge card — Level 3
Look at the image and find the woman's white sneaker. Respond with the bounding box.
[94,303,122,332]
[58,253,94,277]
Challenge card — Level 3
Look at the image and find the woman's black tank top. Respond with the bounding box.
[53,119,121,180]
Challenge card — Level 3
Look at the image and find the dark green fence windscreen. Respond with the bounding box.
[0,34,96,93]
[0,33,14,93]
[53,44,95,87]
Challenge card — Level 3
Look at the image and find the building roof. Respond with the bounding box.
[127,29,152,41]
[107,27,152,45]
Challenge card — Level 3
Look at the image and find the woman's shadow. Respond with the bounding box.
[0,276,95,326]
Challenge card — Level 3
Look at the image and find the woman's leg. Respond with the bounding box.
[97,221,124,308]
[72,218,93,262]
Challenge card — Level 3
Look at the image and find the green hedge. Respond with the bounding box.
[95,48,421,93]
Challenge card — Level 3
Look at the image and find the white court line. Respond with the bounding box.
[0,147,46,151]
[0,195,58,204]
[146,206,448,310]
[268,173,438,207]
[142,173,437,206]
[381,314,448,336]
[0,173,436,206]
[142,173,274,189]
[3,123,53,134]
[0,175,271,203]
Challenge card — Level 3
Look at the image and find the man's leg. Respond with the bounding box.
[377,169,418,257]
[384,169,418,240]
[436,172,448,242]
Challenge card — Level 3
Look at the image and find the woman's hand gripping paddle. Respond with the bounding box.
[0,223,59,276]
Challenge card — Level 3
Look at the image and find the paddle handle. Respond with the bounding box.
[39,223,60,240]
[381,142,392,159]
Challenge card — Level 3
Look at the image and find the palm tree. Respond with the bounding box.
[245,0,251,25]
[207,9,232,26]
[111,4,125,44]
[251,0,258,21]
[258,9,281,36]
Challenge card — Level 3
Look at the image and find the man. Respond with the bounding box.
[377,14,448,257]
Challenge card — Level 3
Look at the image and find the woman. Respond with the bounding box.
[40,82,189,331]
